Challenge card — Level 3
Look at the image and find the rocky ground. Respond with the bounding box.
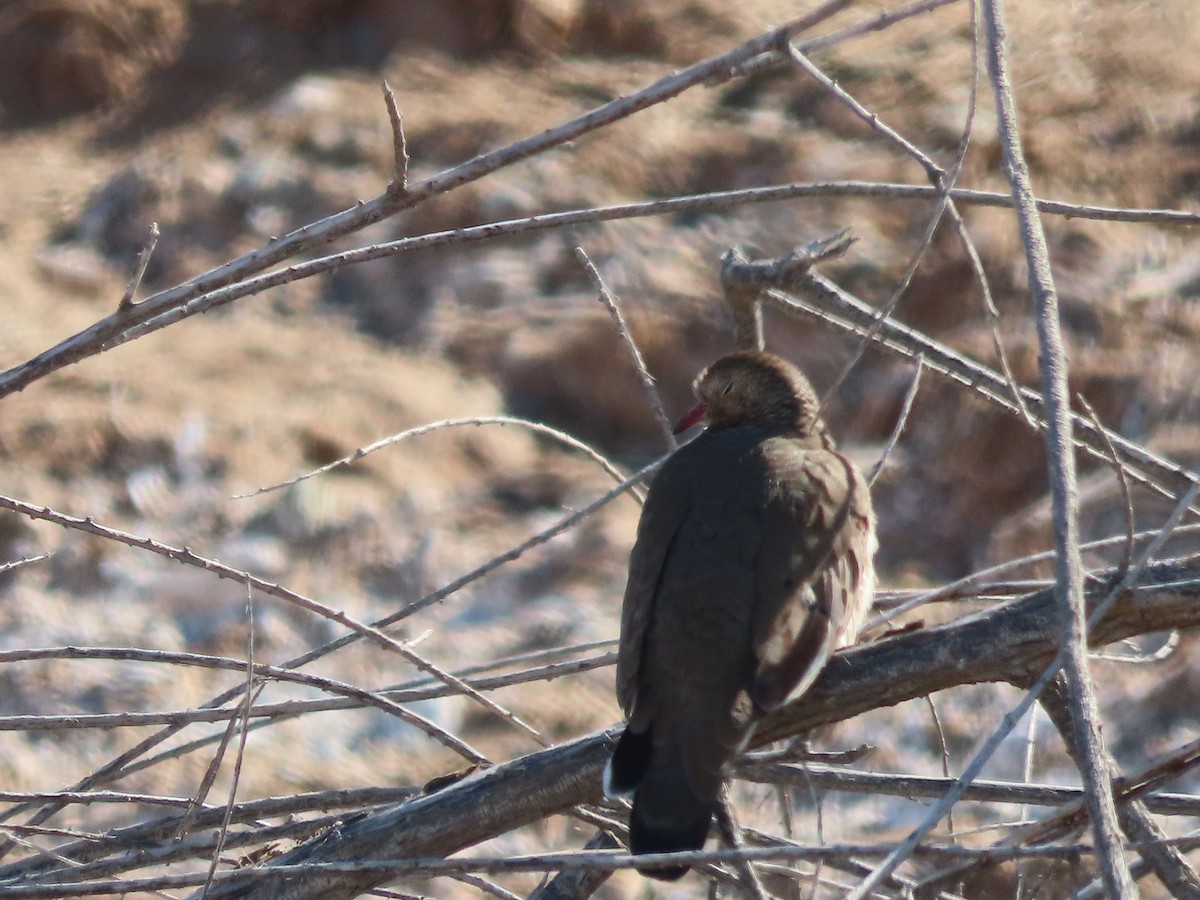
[0,0,1199,897]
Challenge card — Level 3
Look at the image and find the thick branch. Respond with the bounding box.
[177,559,1200,900]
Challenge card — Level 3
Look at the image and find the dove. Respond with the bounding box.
[604,350,877,879]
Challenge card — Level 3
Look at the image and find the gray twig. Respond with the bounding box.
[234,415,636,502]
[980,1,1132,894]
[117,222,159,310]
[576,247,677,450]
[199,599,259,897]
[715,787,770,900]
[1079,395,1136,584]
[868,355,922,487]
[527,830,621,900]
[1034,676,1200,899]
[381,81,409,194]
[770,271,1200,511]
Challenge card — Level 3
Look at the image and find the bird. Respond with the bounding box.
[603,350,877,880]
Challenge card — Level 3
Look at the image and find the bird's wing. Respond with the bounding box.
[750,445,874,712]
[615,461,692,717]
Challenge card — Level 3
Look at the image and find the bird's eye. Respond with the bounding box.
[720,381,734,396]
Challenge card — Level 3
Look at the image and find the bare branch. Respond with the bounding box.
[0,647,614,732]
[0,1,852,398]
[117,222,159,310]
[527,830,621,900]
[0,495,546,751]
[380,81,409,194]
[868,355,922,487]
[198,592,259,896]
[189,558,1200,899]
[235,415,635,501]
[576,247,677,450]
[980,2,1131,892]
[735,762,1200,819]
[715,788,769,899]
[768,271,1200,507]
[1079,395,1136,584]
[0,554,51,575]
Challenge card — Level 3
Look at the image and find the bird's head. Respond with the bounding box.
[675,351,824,437]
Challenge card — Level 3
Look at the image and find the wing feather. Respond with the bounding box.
[750,444,875,711]
[615,463,690,717]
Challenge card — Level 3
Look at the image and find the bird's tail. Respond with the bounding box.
[628,758,716,881]
[604,726,652,799]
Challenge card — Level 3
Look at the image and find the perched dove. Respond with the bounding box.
[604,350,877,879]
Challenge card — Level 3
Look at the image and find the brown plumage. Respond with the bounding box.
[604,350,877,880]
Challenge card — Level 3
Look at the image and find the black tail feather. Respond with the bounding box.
[604,726,652,798]
[628,770,716,881]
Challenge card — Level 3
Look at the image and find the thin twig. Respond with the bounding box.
[0,647,614,732]
[925,695,955,842]
[527,829,621,900]
[7,838,1200,900]
[734,761,1200,819]
[1092,630,1180,665]
[117,222,159,310]
[46,179,1200,369]
[447,872,523,900]
[761,0,963,65]
[868,355,922,486]
[942,0,1038,429]
[380,81,409,194]
[0,648,487,762]
[715,787,769,900]
[771,273,1200,509]
[1015,702,1040,900]
[199,590,258,898]
[0,553,51,574]
[575,247,677,450]
[0,494,546,750]
[173,678,255,842]
[979,1,1131,894]
[1079,395,1136,584]
[867,522,1200,630]
[234,415,635,501]
[0,791,423,885]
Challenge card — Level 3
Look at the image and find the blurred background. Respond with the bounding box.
[0,0,1198,896]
